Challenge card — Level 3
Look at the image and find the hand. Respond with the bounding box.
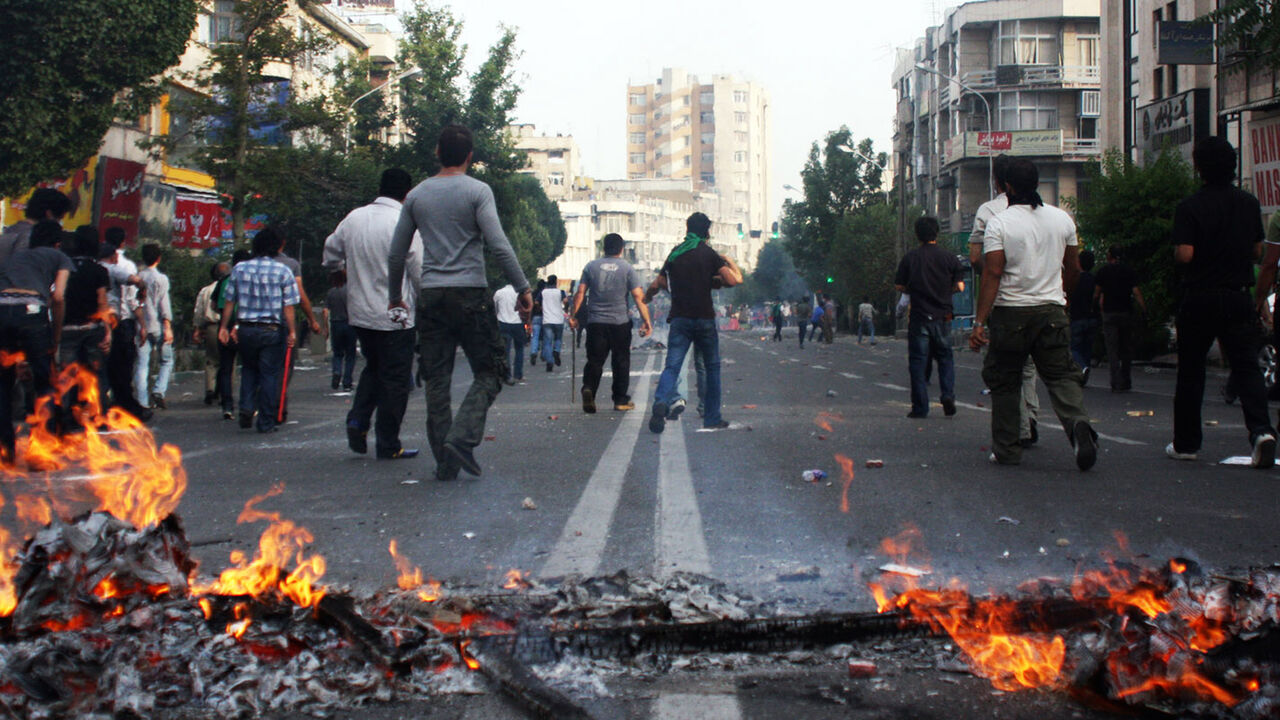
[192,329,201,344]
[568,317,577,330]
[640,322,652,338]
[163,327,173,345]
[309,318,321,334]
[517,289,533,312]
[218,327,230,345]
[287,331,296,348]
[968,325,988,351]
[99,332,112,354]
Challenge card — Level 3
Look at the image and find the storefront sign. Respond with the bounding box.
[1137,89,1209,165]
[172,194,224,249]
[1251,115,1280,214]
[954,130,1062,159]
[96,157,146,241]
[1157,21,1215,65]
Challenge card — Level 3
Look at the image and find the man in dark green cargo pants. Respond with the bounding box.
[968,159,1098,471]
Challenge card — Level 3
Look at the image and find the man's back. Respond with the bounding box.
[541,286,566,324]
[858,302,874,321]
[399,174,524,289]
[897,244,962,320]
[327,198,421,330]
[582,256,639,325]
[138,266,171,334]
[1095,262,1138,313]
[1172,185,1264,291]
[983,204,1077,307]
[493,285,520,324]
[67,256,109,325]
[664,243,726,320]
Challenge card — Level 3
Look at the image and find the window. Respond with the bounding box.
[700,132,714,145]
[735,131,748,142]
[629,132,645,144]
[995,20,1059,65]
[699,111,714,124]
[628,113,645,125]
[654,110,662,120]
[683,156,691,168]
[1078,117,1097,139]
[629,153,645,164]
[733,90,748,103]
[997,91,1058,130]
[701,152,714,163]
[548,173,564,186]
[682,95,691,106]
[734,111,747,124]
[629,93,646,106]
[1077,36,1100,67]
[734,151,746,163]
[211,0,241,43]
[548,150,565,163]
[682,136,691,148]
[1165,2,1177,20]
[700,92,713,105]
[701,173,715,185]
[654,127,663,138]
[1152,67,1164,100]
[1169,65,1179,95]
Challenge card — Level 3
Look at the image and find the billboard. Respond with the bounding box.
[96,157,146,241]
[968,130,1062,158]
[1251,115,1280,215]
[1136,89,1210,165]
[1157,21,1215,65]
[172,195,224,250]
[2,157,97,231]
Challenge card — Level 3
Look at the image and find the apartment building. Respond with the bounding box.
[891,0,1103,240]
[509,124,583,202]
[625,68,771,266]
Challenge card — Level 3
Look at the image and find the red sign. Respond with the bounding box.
[977,132,1013,152]
[96,157,146,242]
[1251,116,1280,214]
[172,194,224,249]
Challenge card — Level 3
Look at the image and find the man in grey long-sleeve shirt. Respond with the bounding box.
[388,125,532,481]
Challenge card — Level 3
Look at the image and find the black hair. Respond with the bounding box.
[547,274,558,286]
[379,168,413,201]
[992,154,1013,190]
[1080,250,1096,271]
[686,212,711,238]
[603,233,625,255]
[25,188,71,220]
[231,249,252,265]
[210,262,227,281]
[141,243,162,267]
[329,269,346,287]
[29,220,63,249]
[914,216,940,243]
[862,295,870,302]
[103,226,126,249]
[1193,135,1236,185]
[71,224,99,259]
[1005,159,1043,209]
[437,125,474,167]
[252,227,281,257]
[1106,246,1121,260]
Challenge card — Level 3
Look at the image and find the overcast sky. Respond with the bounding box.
[381,0,944,219]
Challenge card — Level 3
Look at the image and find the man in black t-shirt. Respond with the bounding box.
[1068,250,1099,384]
[1093,246,1145,392]
[644,213,743,433]
[894,216,965,418]
[62,226,112,411]
[1168,136,1274,468]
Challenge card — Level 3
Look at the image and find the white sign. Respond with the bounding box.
[1251,115,1280,214]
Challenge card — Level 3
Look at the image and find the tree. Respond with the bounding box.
[0,0,199,197]
[1200,0,1280,69]
[331,56,395,154]
[1064,148,1199,348]
[154,0,339,242]
[735,240,807,305]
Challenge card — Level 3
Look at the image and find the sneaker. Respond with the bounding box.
[907,411,927,419]
[342,385,353,392]
[1081,367,1090,386]
[347,424,368,454]
[1251,433,1276,469]
[331,376,340,390]
[1165,443,1197,461]
[444,442,482,476]
[1072,420,1098,471]
[238,412,253,429]
[704,420,731,430]
[942,397,956,417]
[667,398,686,420]
[204,391,216,405]
[546,362,553,372]
[223,411,234,420]
[582,387,596,414]
[988,452,1020,466]
[1028,419,1039,445]
[531,354,537,366]
[649,402,668,434]
[378,448,420,460]
[554,351,562,366]
[614,402,635,411]
[151,392,167,410]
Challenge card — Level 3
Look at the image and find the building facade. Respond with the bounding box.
[891,0,1103,241]
[509,124,584,202]
[625,68,771,265]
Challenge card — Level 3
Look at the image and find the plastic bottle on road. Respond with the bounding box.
[802,469,828,482]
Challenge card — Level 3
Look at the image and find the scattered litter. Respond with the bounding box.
[1219,456,1254,466]
[815,435,827,441]
[521,497,537,510]
[826,390,838,397]
[330,391,353,397]
[776,566,822,582]
[1204,420,1219,426]
[294,365,319,371]
[802,469,828,482]
[741,404,757,409]
[1126,410,1154,417]
[980,388,991,395]
[847,660,877,678]
[865,459,884,469]
[996,516,1020,525]
[1001,550,1010,559]
[1038,546,1047,555]
[463,532,476,539]
[878,563,930,577]
[1056,538,1071,547]
[484,436,497,441]
[976,402,985,408]
[548,415,559,421]
[401,479,420,485]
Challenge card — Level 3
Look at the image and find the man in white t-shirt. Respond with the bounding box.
[494,284,525,383]
[540,275,566,371]
[969,158,1096,471]
[970,155,1040,449]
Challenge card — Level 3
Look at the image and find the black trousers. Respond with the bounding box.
[107,318,139,409]
[0,306,52,459]
[348,326,415,456]
[1173,289,1274,452]
[218,336,237,413]
[582,321,633,403]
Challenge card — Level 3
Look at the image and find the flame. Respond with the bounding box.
[502,569,531,590]
[226,602,251,639]
[93,577,121,600]
[0,350,25,367]
[14,495,51,526]
[388,539,442,602]
[1169,560,1187,574]
[459,640,480,670]
[1116,673,1238,707]
[834,454,854,513]
[192,484,326,608]
[814,411,844,433]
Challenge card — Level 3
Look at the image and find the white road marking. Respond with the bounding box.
[954,402,1146,446]
[655,417,711,577]
[768,351,779,356]
[839,372,862,380]
[859,360,879,366]
[540,355,655,578]
[811,365,828,370]
[653,692,742,720]
[876,382,909,391]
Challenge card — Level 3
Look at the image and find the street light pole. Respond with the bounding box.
[914,63,995,200]
[344,66,422,152]
[835,144,891,204]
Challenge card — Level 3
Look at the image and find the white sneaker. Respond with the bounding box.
[1251,434,1276,469]
[1165,443,1197,461]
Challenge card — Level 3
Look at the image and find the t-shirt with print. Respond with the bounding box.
[660,242,727,320]
[894,243,964,321]
[66,256,109,324]
[541,287,566,324]
[1171,185,1264,292]
[580,256,640,325]
[1094,262,1139,313]
[982,203,1078,307]
[0,247,73,304]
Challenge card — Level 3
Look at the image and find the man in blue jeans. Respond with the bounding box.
[645,212,743,433]
[894,216,964,418]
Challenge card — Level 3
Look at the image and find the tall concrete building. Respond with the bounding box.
[509,124,583,202]
[625,68,771,266]
[891,0,1103,241]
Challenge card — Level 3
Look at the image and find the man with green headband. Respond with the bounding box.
[645,212,743,433]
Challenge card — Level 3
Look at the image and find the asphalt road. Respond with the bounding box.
[136,325,1279,718]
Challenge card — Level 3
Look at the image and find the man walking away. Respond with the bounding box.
[219,228,299,434]
[540,275,565,371]
[216,250,250,420]
[1094,246,1146,393]
[530,279,544,365]
[1169,136,1275,468]
[969,159,1097,471]
[771,299,784,341]
[387,125,531,480]
[324,168,422,460]
[895,217,964,418]
[857,296,877,345]
[822,295,836,343]
[809,299,823,343]
[324,271,356,391]
[1069,250,1099,385]
[494,283,525,384]
[60,226,111,416]
[795,296,811,348]
[647,212,743,433]
[100,228,149,420]
[193,262,229,405]
[134,244,174,410]
[570,232,652,413]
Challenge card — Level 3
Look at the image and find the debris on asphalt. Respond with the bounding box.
[1126,410,1155,417]
[521,497,538,510]
[1038,546,1047,555]
[980,388,991,395]
[1219,456,1253,466]
[878,563,930,577]
[742,404,758,409]
[826,390,838,397]
[484,435,497,441]
[802,470,828,482]
[996,516,1020,525]
[776,566,822,582]
[401,479,420,485]
[1205,420,1220,426]
[463,532,476,539]
[1055,538,1070,547]
[547,415,559,420]
[865,459,884,468]
[847,660,878,678]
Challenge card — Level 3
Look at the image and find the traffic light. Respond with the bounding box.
[770,221,779,240]
[737,223,744,239]
[826,276,834,284]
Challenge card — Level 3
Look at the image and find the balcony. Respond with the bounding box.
[961,65,1100,90]
[1062,137,1102,160]
[942,129,1065,165]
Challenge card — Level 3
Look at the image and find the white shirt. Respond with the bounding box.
[983,203,1079,307]
[541,287,565,324]
[102,254,140,317]
[323,197,423,331]
[494,284,521,324]
[971,193,1009,238]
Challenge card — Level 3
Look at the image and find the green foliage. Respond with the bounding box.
[1200,0,1280,69]
[0,0,199,197]
[1064,148,1199,335]
[331,56,395,153]
[733,240,807,305]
